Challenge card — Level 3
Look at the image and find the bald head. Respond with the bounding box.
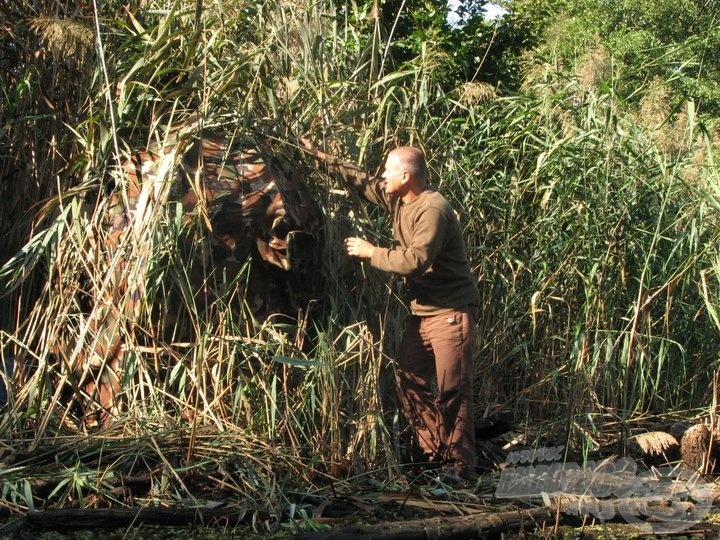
[389,146,427,187]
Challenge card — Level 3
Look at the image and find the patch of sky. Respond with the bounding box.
[447,1,507,28]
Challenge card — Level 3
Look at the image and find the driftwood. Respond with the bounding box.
[294,492,718,540]
[293,506,562,540]
[26,505,252,529]
[25,504,564,538]
[23,495,717,538]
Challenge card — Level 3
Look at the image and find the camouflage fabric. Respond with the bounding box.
[108,133,319,272]
[76,132,321,427]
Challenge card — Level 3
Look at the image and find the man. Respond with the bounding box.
[302,140,480,483]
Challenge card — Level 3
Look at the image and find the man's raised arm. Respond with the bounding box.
[298,138,388,209]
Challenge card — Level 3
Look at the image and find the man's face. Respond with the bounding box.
[381,153,407,196]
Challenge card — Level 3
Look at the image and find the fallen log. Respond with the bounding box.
[292,506,562,540]
[294,492,714,540]
[26,505,252,529]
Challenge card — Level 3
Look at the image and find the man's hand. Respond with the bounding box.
[298,137,319,155]
[344,237,376,259]
[299,137,335,164]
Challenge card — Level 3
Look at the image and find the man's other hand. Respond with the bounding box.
[344,237,375,259]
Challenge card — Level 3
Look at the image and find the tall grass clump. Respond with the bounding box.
[0,0,412,519]
[424,57,720,450]
[3,0,720,524]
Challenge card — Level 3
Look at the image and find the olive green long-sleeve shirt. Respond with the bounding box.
[327,159,480,316]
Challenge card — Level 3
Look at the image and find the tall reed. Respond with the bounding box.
[2,0,720,521]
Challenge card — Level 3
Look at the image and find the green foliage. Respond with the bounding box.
[516,0,720,116]
[3,0,720,522]
[501,0,573,50]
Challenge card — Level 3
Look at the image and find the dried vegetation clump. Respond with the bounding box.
[458,82,496,107]
[28,17,94,64]
[680,424,710,471]
[575,46,611,92]
[633,430,679,457]
[629,423,720,475]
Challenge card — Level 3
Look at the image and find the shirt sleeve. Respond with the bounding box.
[325,160,391,212]
[369,205,447,276]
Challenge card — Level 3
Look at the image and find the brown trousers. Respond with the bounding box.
[396,305,478,476]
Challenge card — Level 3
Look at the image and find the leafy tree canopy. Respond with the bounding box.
[504,0,720,118]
